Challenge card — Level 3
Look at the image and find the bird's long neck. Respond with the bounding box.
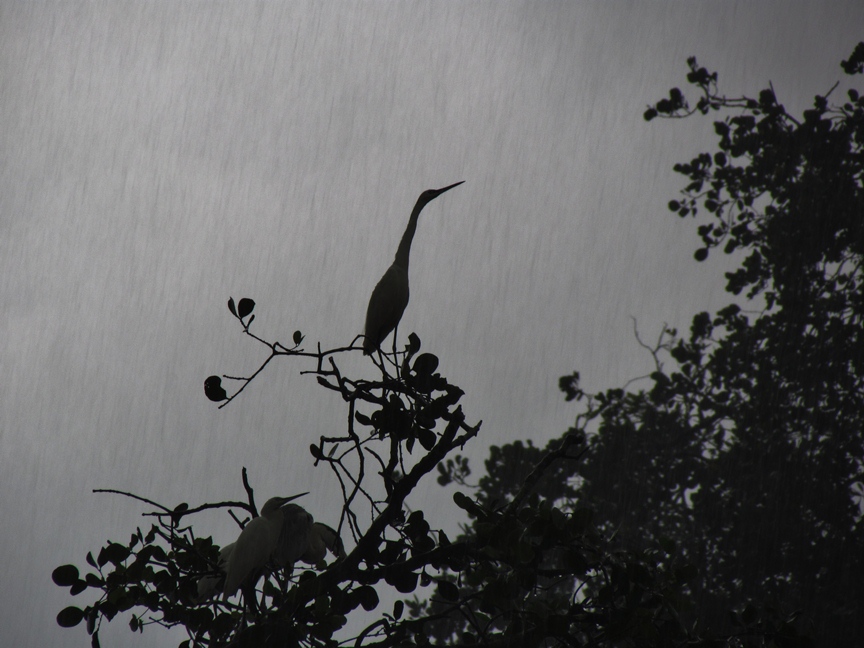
[393,199,426,271]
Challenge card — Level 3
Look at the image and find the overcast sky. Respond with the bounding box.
[2,2,862,646]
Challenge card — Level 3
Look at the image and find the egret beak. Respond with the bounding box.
[274,492,308,508]
[430,181,464,199]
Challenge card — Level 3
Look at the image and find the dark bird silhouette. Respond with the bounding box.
[195,496,343,609]
[363,181,464,355]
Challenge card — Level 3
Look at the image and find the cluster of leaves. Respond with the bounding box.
[55,299,488,647]
[53,501,258,647]
[423,44,864,647]
[627,46,864,640]
[54,305,718,648]
[413,435,717,647]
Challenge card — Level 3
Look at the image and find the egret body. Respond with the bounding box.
[196,542,234,602]
[363,181,464,354]
[203,497,342,606]
[222,496,295,600]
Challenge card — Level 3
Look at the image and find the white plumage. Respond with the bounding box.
[196,497,343,605]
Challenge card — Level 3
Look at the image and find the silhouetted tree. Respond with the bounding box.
[55,298,725,646]
[425,43,864,647]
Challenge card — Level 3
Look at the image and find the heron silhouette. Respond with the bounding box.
[196,496,343,609]
[363,181,464,355]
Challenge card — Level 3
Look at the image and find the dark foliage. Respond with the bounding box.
[429,43,864,647]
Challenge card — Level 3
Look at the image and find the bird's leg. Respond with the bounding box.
[392,325,400,378]
[241,581,263,619]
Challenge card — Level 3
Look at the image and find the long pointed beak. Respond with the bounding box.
[276,492,308,507]
[430,180,465,199]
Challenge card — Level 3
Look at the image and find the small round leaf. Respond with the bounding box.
[436,580,459,602]
[69,580,87,596]
[204,376,228,402]
[57,606,85,628]
[237,298,255,319]
[412,353,439,376]
[356,586,379,611]
[52,565,80,587]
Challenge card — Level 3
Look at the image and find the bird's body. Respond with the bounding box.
[271,503,314,568]
[195,542,234,602]
[363,181,464,355]
[303,522,342,563]
[364,265,410,354]
[198,496,343,606]
[223,497,292,599]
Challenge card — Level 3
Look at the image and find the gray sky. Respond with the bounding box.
[1,2,861,646]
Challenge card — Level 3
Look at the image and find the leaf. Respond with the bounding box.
[453,492,485,519]
[293,330,303,345]
[413,353,439,376]
[85,573,103,587]
[407,333,421,353]
[57,606,85,628]
[237,298,255,319]
[52,564,80,587]
[417,427,436,451]
[204,376,227,402]
[227,297,237,317]
[355,411,371,426]
[386,569,418,594]
[356,585,379,611]
[436,579,459,602]
[86,552,96,569]
[98,543,129,567]
[70,580,88,596]
[309,444,323,460]
[393,599,404,620]
[694,248,709,262]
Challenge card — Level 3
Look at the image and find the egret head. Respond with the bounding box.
[418,181,464,208]
[260,493,307,516]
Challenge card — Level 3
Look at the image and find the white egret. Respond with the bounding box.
[363,181,465,355]
[195,542,234,602]
[195,497,343,607]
